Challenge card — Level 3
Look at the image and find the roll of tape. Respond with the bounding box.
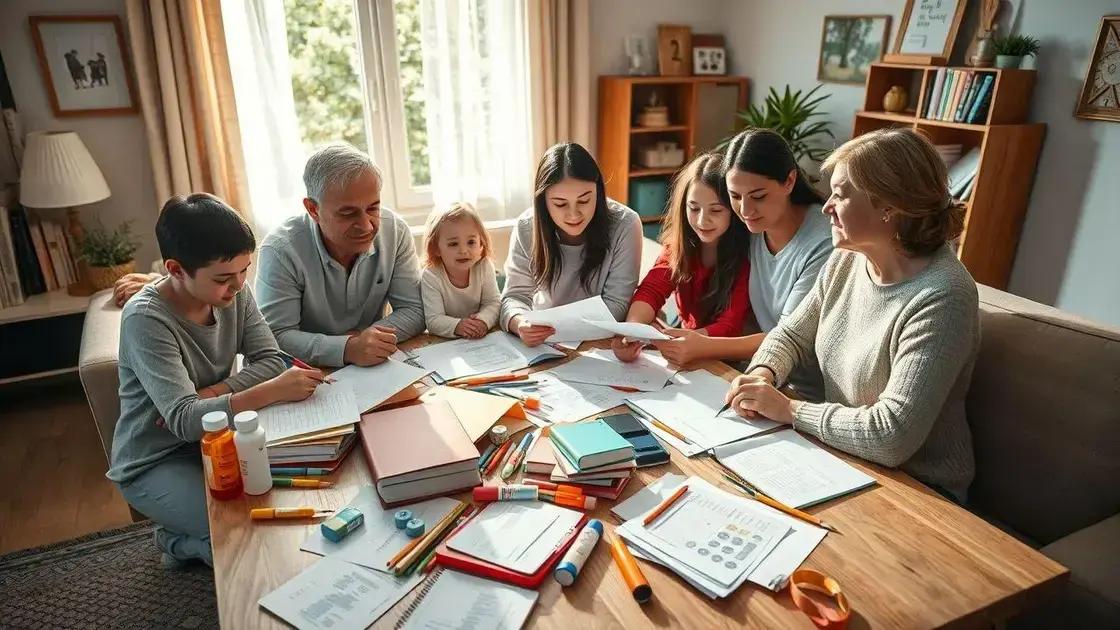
[405,518,426,538]
[394,510,413,530]
[489,425,509,445]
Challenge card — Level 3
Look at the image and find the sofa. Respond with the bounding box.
[77,246,1119,624]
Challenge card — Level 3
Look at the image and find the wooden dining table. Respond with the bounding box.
[206,336,1068,629]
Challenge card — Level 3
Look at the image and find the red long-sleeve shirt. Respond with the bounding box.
[631,247,751,337]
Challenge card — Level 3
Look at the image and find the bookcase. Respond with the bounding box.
[597,76,748,238]
[853,63,1045,290]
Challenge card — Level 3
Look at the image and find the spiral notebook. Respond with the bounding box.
[395,568,537,630]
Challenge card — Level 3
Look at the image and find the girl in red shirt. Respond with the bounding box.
[613,152,751,362]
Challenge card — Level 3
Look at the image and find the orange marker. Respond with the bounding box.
[540,489,597,510]
[642,485,689,526]
[250,507,332,520]
[523,479,584,496]
[609,534,652,603]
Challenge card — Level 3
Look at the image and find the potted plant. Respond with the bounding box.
[78,219,141,291]
[720,84,835,167]
[992,34,1040,69]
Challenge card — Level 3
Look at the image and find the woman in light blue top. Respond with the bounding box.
[654,129,832,400]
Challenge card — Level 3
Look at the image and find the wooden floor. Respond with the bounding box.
[0,375,133,554]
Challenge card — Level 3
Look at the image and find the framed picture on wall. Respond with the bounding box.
[817,15,891,84]
[884,0,968,66]
[1075,15,1120,122]
[29,15,138,117]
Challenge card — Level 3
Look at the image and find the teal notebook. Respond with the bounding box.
[549,420,634,470]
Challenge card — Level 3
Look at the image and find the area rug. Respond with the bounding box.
[0,522,218,629]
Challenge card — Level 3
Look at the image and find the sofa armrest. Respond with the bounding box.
[79,289,123,469]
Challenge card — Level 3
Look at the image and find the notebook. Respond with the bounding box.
[712,429,877,509]
[550,440,636,478]
[359,400,481,506]
[601,412,670,467]
[395,568,537,630]
[549,420,634,470]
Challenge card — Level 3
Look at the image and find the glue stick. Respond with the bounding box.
[554,519,603,586]
[472,485,538,502]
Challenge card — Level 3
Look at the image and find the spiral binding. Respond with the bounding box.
[393,567,445,629]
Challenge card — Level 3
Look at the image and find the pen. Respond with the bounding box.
[501,433,535,480]
[720,471,838,533]
[716,401,732,417]
[270,467,331,476]
[642,484,689,526]
[477,443,498,470]
[483,439,514,477]
[250,507,333,520]
[447,373,527,387]
[272,477,333,488]
[284,354,336,384]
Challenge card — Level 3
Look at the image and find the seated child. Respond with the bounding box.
[420,202,500,338]
[107,193,324,568]
[614,153,752,363]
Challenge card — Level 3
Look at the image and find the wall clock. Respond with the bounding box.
[1076,15,1120,122]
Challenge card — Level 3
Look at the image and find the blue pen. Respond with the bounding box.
[478,443,498,470]
[270,467,331,476]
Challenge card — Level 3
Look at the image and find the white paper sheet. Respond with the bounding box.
[410,332,563,381]
[522,296,616,343]
[258,557,422,630]
[446,501,583,574]
[713,430,877,509]
[329,359,430,413]
[258,385,361,443]
[300,487,459,573]
[399,570,538,630]
[521,372,632,424]
[580,318,670,341]
[546,349,675,392]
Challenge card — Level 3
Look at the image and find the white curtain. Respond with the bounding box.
[220,0,306,237]
[419,0,534,220]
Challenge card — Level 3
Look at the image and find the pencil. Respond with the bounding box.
[386,535,424,567]
[420,504,476,574]
[392,502,468,573]
[447,373,527,387]
[501,433,534,480]
[642,484,689,526]
[288,356,336,384]
[650,419,691,444]
[477,443,498,470]
[484,439,514,477]
[719,472,838,533]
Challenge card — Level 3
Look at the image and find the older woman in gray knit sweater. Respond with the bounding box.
[725,128,980,502]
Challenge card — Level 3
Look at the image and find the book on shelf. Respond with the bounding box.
[8,207,46,296]
[0,206,24,307]
[966,75,995,124]
[922,69,995,124]
[27,215,58,291]
[952,71,975,122]
[926,68,946,119]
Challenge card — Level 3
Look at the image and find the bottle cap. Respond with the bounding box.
[233,410,259,433]
[473,486,498,502]
[201,411,228,433]
[489,425,509,445]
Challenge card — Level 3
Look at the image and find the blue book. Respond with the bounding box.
[953,72,975,122]
[967,75,995,124]
[549,420,634,470]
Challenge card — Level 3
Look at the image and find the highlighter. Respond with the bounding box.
[610,535,652,603]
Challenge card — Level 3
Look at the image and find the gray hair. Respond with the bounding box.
[302,142,383,202]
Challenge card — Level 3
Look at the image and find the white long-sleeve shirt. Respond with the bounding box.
[421,258,501,338]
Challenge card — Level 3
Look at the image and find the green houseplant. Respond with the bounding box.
[78,219,141,291]
[720,84,835,165]
[992,34,1040,69]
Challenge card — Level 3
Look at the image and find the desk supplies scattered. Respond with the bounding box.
[271,477,333,488]
[483,439,515,477]
[502,372,631,425]
[448,372,528,387]
[409,331,565,381]
[554,519,603,586]
[394,568,538,630]
[539,488,596,510]
[625,370,779,456]
[473,484,538,502]
[579,318,670,341]
[609,533,652,603]
[250,507,333,520]
[601,412,671,467]
[321,506,364,542]
[720,472,838,533]
[359,400,481,506]
[300,486,461,573]
[713,429,876,509]
[389,502,471,576]
[258,556,422,630]
[521,296,616,343]
[642,483,689,525]
[549,419,635,470]
[547,349,676,392]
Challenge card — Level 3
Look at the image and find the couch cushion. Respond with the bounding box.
[966,285,1120,545]
[78,289,124,467]
[1042,514,1120,607]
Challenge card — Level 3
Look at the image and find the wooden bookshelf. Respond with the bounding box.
[853,63,1046,289]
[597,75,749,230]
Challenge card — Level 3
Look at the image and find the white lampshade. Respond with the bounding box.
[19,131,111,209]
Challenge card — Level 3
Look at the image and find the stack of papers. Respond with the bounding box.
[446,501,583,574]
[492,372,630,425]
[546,349,676,392]
[407,331,565,382]
[713,430,876,508]
[522,296,616,343]
[267,425,356,469]
[615,475,827,597]
[625,370,778,456]
[397,570,538,630]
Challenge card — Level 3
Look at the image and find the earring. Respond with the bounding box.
[881,213,890,223]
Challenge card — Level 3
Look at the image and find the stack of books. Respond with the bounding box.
[525,420,635,500]
[934,143,963,168]
[267,424,358,472]
[0,192,80,307]
[922,69,996,125]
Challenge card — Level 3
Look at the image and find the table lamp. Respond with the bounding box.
[19,130,111,296]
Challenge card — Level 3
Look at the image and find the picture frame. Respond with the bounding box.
[884,0,969,66]
[657,25,692,76]
[1074,15,1120,122]
[693,47,726,75]
[29,15,138,117]
[817,15,892,84]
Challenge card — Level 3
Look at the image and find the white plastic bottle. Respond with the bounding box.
[233,411,273,495]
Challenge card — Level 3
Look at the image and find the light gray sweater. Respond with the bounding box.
[107,282,286,484]
[500,200,642,330]
[749,245,980,501]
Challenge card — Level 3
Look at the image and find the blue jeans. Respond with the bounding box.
[116,448,213,566]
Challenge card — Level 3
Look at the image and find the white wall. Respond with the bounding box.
[0,0,160,269]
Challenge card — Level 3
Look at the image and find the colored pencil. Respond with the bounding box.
[642,484,689,525]
[386,535,425,567]
[477,443,498,470]
[484,439,514,477]
[392,502,468,574]
[719,471,838,533]
[447,373,527,387]
[650,419,692,444]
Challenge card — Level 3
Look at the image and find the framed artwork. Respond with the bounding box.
[1075,15,1120,122]
[657,25,692,76]
[29,15,138,117]
[884,0,969,66]
[693,47,727,75]
[817,15,891,84]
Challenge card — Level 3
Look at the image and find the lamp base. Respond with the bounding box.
[65,208,95,296]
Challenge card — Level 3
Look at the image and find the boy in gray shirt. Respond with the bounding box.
[108,194,325,568]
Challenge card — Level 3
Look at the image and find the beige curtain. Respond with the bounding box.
[527,0,592,156]
[125,0,251,222]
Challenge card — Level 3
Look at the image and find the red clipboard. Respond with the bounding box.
[433,504,589,589]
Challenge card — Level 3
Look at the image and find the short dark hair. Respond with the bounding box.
[156,193,255,275]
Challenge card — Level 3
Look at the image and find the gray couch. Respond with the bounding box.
[77,279,1119,623]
